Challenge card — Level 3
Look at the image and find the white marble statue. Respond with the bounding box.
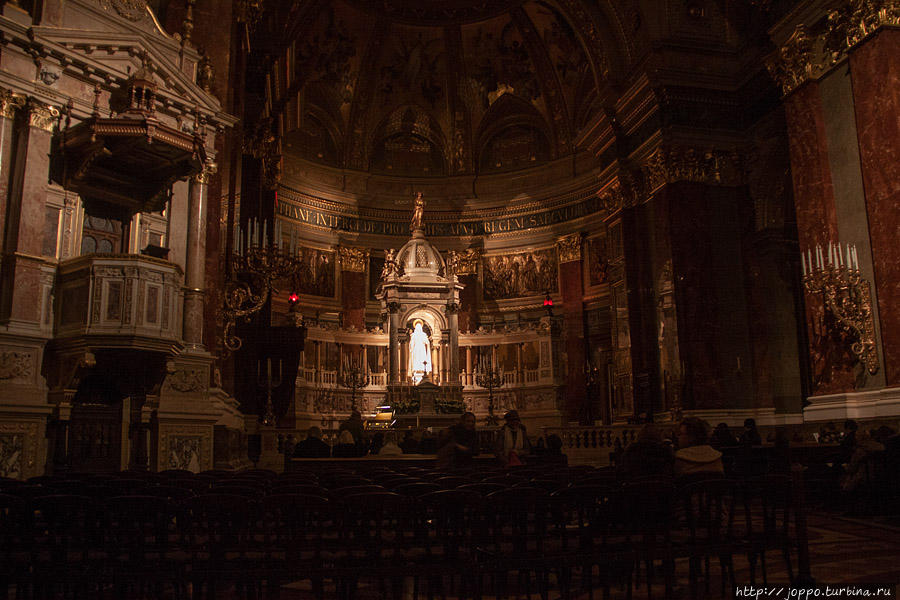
[408,320,432,383]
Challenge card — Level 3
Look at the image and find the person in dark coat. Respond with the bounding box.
[441,412,479,467]
[739,418,762,446]
[293,426,331,458]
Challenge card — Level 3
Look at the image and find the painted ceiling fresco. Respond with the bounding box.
[276,0,606,177]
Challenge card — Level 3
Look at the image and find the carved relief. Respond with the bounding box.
[0,351,34,381]
[483,248,558,300]
[0,433,23,479]
[338,246,369,273]
[292,247,335,297]
[99,0,149,21]
[167,436,202,472]
[556,233,582,264]
[586,235,609,286]
[166,368,207,393]
[244,118,282,190]
[454,248,480,275]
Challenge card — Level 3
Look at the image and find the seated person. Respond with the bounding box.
[495,410,532,467]
[710,422,738,448]
[440,412,479,468]
[331,430,358,458]
[379,432,403,456]
[674,417,723,477]
[399,430,419,454]
[739,418,762,446]
[618,424,674,480]
[293,426,331,458]
[418,430,438,454]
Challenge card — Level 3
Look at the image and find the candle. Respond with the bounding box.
[262,220,267,246]
[852,246,858,271]
[846,245,852,270]
[801,252,807,277]
[267,357,272,379]
[828,242,833,266]
[808,249,813,273]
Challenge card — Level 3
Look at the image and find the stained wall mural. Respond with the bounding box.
[483,248,557,300]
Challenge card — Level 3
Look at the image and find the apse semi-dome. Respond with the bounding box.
[270,0,608,178]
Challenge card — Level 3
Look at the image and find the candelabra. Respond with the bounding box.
[224,218,301,352]
[475,363,504,426]
[801,242,879,375]
[339,365,369,411]
[258,358,281,426]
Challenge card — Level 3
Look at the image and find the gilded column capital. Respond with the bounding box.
[556,233,582,264]
[0,88,26,120]
[768,3,900,97]
[26,99,60,132]
[596,179,630,213]
[338,246,369,272]
[192,161,217,184]
[766,25,826,96]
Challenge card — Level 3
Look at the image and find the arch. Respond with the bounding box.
[401,304,447,336]
[476,93,553,172]
[369,105,448,175]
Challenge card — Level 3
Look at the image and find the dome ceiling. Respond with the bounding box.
[276,0,608,178]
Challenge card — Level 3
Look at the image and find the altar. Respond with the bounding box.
[380,193,466,419]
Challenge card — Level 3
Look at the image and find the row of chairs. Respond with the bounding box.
[1,468,799,600]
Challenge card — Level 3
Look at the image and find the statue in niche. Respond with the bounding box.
[408,320,432,384]
[410,192,425,232]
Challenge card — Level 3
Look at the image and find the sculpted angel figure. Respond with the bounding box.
[381,248,397,282]
[410,192,425,232]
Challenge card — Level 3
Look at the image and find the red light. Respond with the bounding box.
[289,293,299,303]
[543,296,553,307]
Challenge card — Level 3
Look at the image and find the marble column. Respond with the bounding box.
[557,234,586,422]
[339,246,368,330]
[465,346,473,386]
[783,83,854,394]
[849,29,900,385]
[447,302,460,385]
[0,89,25,262]
[516,343,523,384]
[388,303,400,383]
[182,166,211,350]
[431,344,438,381]
[315,341,322,384]
[1,98,55,326]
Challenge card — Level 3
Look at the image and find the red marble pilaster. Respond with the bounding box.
[559,257,586,423]
[341,270,366,330]
[0,109,51,325]
[850,29,900,386]
[457,273,478,332]
[783,84,855,394]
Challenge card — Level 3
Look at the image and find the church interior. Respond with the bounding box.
[1,0,900,596]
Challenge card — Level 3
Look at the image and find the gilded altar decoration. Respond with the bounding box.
[338,246,369,273]
[802,243,879,375]
[448,248,481,275]
[483,248,558,300]
[556,233,582,264]
[244,118,282,190]
[410,192,426,232]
